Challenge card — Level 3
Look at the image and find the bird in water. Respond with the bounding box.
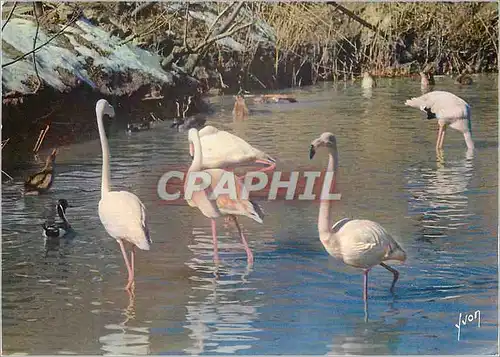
[170,115,206,132]
[405,91,474,151]
[455,70,473,85]
[232,94,250,120]
[361,71,376,89]
[42,199,72,256]
[190,125,276,173]
[186,128,265,266]
[127,120,151,133]
[419,71,435,93]
[95,99,152,291]
[309,132,406,313]
[24,148,58,195]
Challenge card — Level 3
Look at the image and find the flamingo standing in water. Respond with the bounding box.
[186,128,264,265]
[95,99,152,291]
[405,91,474,151]
[190,125,276,173]
[309,132,406,306]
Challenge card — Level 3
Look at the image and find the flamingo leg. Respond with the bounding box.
[255,159,276,173]
[231,216,254,265]
[437,125,447,149]
[363,269,369,302]
[211,219,220,264]
[436,125,443,150]
[380,262,399,292]
[117,239,134,291]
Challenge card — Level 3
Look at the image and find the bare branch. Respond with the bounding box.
[2,1,18,31]
[31,2,42,93]
[195,21,253,52]
[183,2,189,49]
[131,1,156,18]
[217,1,245,36]
[203,1,236,43]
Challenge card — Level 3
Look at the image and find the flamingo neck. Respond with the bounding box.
[189,130,203,172]
[463,132,474,150]
[318,145,338,243]
[96,109,111,196]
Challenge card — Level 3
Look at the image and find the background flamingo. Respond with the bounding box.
[405,91,474,150]
[190,125,276,173]
[95,99,152,291]
[186,127,264,265]
[309,132,406,311]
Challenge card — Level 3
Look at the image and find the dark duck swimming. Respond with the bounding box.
[24,148,58,195]
[42,199,72,240]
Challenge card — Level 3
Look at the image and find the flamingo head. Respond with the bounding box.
[309,132,336,159]
[96,99,115,119]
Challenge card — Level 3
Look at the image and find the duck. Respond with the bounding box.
[170,115,206,132]
[455,70,473,85]
[233,94,250,120]
[24,148,58,195]
[42,199,72,239]
[127,120,151,133]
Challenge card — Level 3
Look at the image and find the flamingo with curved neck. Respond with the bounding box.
[96,99,152,291]
[186,128,264,265]
[189,125,276,173]
[309,132,406,306]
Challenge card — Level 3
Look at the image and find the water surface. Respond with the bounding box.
[2,75,498,355]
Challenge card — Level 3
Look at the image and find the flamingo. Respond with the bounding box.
[186,127,264,265]
[405,91,474,151]
[309,132,407,307]
[95,99,152,291]
[189,125,276,173]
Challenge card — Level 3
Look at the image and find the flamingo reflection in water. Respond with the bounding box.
[406,150,475,242]
[99,290,151,355]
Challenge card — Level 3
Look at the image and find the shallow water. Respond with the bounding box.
[2,75,498,355]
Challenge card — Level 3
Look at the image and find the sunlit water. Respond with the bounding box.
[2,75,498,355]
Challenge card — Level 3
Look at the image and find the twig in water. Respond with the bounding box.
[33,124,50,154]
[2,1,18,31]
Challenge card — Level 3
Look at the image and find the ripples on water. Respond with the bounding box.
[2,76,498,355]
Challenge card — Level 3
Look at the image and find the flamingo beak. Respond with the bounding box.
[309,145,316,159]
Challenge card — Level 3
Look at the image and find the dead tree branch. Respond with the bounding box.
[195,22,253,52]
[326,2,391,42]
[2,2,18,31]
[31,2,42,93]
[203,2,236,43]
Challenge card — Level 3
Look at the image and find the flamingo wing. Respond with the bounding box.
[337,219,404,267]
[98,191,151,250]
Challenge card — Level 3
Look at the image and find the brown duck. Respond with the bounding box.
[24,148,58,195]
[232,95,250,120]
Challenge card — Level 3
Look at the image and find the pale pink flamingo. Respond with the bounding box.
[309,132,407,306]
[189,125,276,173]
[186,128,264,265]
[405,91,474,151]
[95,99,152,291]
